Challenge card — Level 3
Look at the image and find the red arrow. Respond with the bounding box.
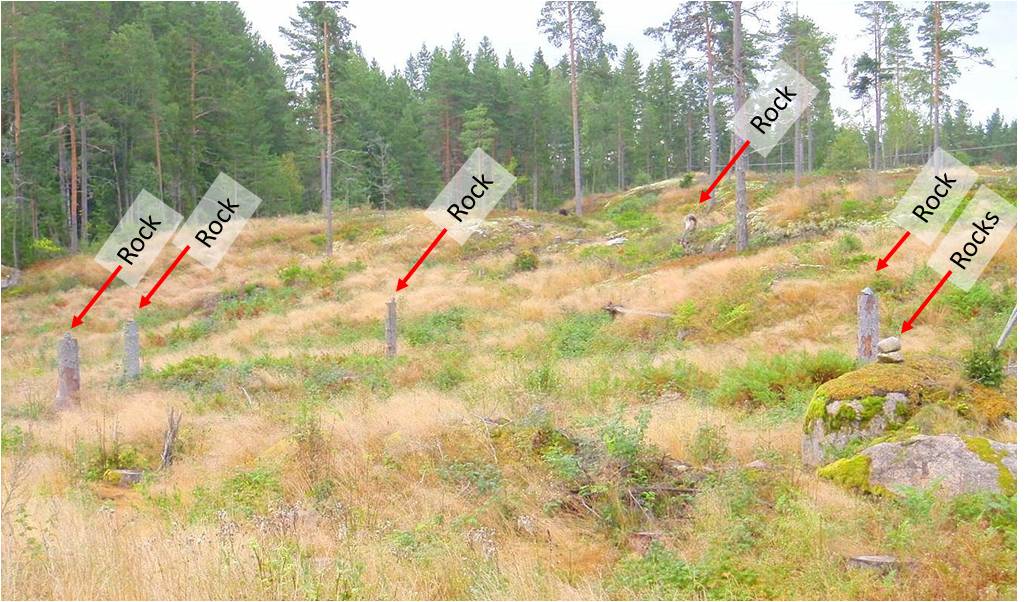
[140,245,190,308]
[876,230,911,271]
[71,265,122,328]
[902,270,952,333]
[396,228,447,291]
[700,139,750,203]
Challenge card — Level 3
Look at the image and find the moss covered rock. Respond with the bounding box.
[820,434,1016,497]
[801,356,1015,466]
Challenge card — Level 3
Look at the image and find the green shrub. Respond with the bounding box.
[963,345,1005,387]
[549,312,614,358]
[541,445,584,481]
[671,300,698,330]
[215,284,298,321]
[603,194,658,230]
[609,543,707,599]
[595,406,651,465]
[191,466,282,520]
[512,251,539,272]
[73,438,147,482]
[526,362,558,393]
[438,461,501,494]
[404,308,468,346]
[679,174,695,188]
[432,361,467,391]
[951,492,1016,539]
[689,424,731,465]
[157,355,233,389]
[714,350,855,407]
[629,360,705,399]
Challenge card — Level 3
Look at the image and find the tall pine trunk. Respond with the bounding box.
[732,2,748,252]
[322,17,334,256]
[931,2,941,152]
[153,112,164,200]
[567,4,583,216]
[79,100,89,246]
[873,10,883,170]
[704,11,718,201]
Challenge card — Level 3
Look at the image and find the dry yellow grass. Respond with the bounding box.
[1,170,1016,600]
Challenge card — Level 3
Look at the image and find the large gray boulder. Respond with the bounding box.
[819,434,1016,497]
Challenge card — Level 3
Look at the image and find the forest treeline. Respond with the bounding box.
[1,1,1016,266]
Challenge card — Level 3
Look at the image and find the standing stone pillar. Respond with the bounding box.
[385,297,397,358]
[857,287,880,363]
[124,320,140,379]
[54,333,81,411]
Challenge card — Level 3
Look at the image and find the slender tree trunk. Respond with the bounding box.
[66,96,79,253]
[616,123,624,190]
[807,116,814,172]
[57,103,69,246]
[704,11,718,202]
[931,1,941,152]
[322,18,334,255]
[567,4,583,216]
[532,160,539,210]
[10,18,26,259]
[153,112,164,200]
[686,112,693,172]
[732,2,748,252]
[112,144,123,216]
[319,105,327,212]
[79,100,89,246]
[190,40,199,209]
[873,10,883,170]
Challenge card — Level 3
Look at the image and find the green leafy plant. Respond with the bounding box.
[512,250,539,272]
[964,345,1005,387]
[689,424,731,465]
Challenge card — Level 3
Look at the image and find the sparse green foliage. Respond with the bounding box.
[964,345,1005,387]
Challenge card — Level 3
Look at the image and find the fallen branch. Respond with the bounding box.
[602,302,673,319]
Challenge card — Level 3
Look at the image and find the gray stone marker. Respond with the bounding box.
[54,332,81,410]
[124,319,140,379]
[857,287,879,363]
[385,297,398,358]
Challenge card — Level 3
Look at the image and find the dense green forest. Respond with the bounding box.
[1,1,1016,266]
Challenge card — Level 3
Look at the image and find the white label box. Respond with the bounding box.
[424,148,516,245]
[95,190,183,287]
[173,173,263,269]
[890,148,978,245]
[732,60,820,157]
[927,186,1016,291]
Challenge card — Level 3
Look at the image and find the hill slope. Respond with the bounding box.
[1,168,1017,599]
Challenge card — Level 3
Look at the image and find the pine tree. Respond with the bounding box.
[916,2,992,152]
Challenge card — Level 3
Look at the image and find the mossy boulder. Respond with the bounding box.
[801,356,1014,466]
[819,434,1016,497]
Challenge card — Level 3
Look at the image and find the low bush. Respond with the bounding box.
[714,350,855,407]
[512,250,539,272]
[963,345,1005,387]
[405,307,468,346]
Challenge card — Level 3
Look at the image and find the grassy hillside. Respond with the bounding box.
[1,168,1017,599]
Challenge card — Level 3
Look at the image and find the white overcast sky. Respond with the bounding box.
[238,0,1017,125]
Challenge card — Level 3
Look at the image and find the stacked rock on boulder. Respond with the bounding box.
[876,336,903,364]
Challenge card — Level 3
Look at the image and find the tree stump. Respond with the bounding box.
[54,332,81,411]
[124,319,140,379]
[857,288,879,363]
[385,297,398,358]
